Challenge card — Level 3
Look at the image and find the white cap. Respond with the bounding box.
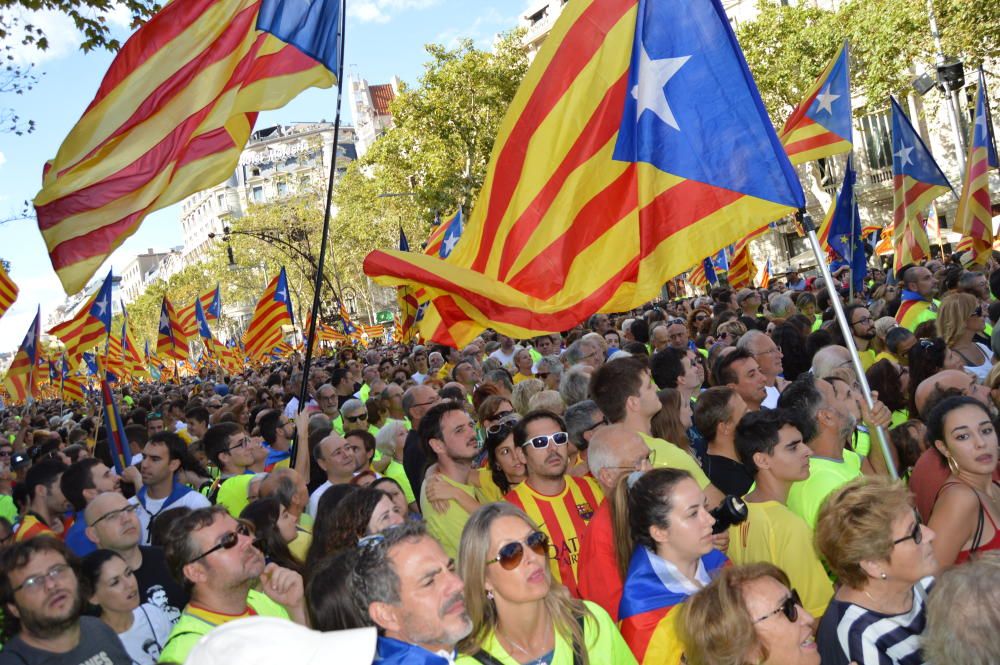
[185,618,377,665]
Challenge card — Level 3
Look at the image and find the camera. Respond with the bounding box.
[711,495,748,534]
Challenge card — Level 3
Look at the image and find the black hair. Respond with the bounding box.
[60,458,103,512]
[734,409,800,474]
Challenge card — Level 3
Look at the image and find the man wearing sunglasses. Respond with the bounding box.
[0,537,132,665]
[160,506,307,664]
[505,411,604,598]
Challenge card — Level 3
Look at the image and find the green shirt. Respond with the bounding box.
[787,450,863,529]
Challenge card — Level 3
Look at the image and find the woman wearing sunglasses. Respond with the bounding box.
[617,468,727,665]
[456,502,636,665]
[925,395,1000,566]
[814,477,939,665]
[679,563,818,665]
[937,293,994,383]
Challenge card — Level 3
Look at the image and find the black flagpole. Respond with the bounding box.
[293,0,348,464]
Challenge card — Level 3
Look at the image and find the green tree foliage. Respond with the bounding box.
[934,0,1000,67]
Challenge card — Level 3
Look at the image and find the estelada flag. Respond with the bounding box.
[48,270,113,363]
[0,263,18,321]
[157,296,190,361]
[34,0,344,295]
[365,0,803,346]
[890,96,952,273]
[953,71,998,265]
[177,286,222,340]
[243,267,293,358]
[3,307,41,404]
[778,41,852,165]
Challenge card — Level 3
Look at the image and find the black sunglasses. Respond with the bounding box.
[892,511,923,546]
[487,531,549,570]
[188,522,253,564]
[344,413,368,423]
[487,414,521,437]
[753,588,802,624]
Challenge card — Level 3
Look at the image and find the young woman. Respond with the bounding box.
[371,476,417,521]
[305,486,404,571]
[456,502,636,665]
[81,550,174,665]
[240,497,303,572]
[926,396,1000,565]
[616,468,727,665]
[938,293,993,382]
[649,389,693,454]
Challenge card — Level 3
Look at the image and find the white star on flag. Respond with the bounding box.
[94,296,108,318]
[442,233,459,256]
[813,86,839,115]
[276,287,287,301]
[159,311,170,331]
[975,112,988,140]
[894,144,914,167]
[631,42,690,131]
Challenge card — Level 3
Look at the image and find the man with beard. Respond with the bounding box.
[843,304,878,370]
[504,411,604,598]
[159,506,306,663]
[351,521,472,664]
[0,537,131,664]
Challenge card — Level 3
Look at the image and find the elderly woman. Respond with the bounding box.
[679,563,818,665]
[374,419,416,509]
[937,293,994,382]
[925,395,1000,565]
[456,502,636,665]
[923,552,1000,665]
[814,477,939,665]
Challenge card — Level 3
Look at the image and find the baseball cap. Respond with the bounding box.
[186,618,376,665]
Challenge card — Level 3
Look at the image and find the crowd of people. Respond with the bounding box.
[0,257,999,665]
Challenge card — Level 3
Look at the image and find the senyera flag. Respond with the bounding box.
[243,267,294,359]
[34,0,344,295]
[0,262,18,321]
[953,71,998,265]
[3,307,42,404]
[778,41,852,165]
[365,0,804,346]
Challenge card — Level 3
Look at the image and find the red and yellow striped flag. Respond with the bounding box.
[177,286,222,340]
[33,0,343,295]
[3,308,41,404]
[953,73,997,265]
[0,263,18,320]
[364,0,803,347]
[243,267,293,359]
[727,240,755,289]
[103,330,125,382]
[157,296,190,362]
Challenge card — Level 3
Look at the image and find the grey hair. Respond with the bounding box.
[351,521,429,617]
[768,294,795,319]
[564,400,602,448]
[923,552,1000,665]
[736,329,767,354]
[536,355,563,377]
[342,398,364,415]
[563,340,590,366]
[811,344,851,379]
[559,365,591,407]
[375,419,407,456]
[511,379,545,416]
[308,413,332,435]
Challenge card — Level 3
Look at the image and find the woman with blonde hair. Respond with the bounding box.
[511,378,545,416]
[814,477,939,665]
[649,388,693,454]
[679,563,818,665]
[456,502,636,665]
[937,292,993,382]
[512,348,536,384]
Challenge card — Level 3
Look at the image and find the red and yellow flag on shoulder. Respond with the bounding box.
[364,0,804,346]
[33,0,344,295]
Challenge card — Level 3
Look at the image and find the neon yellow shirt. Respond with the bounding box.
[419,473,482,558]
[456,601,637,665]
[638,433,710,489]
[728,501,833,619]
[383,459,416,504]
[787,450,863,529]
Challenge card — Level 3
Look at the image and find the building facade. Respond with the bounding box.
[120,249,171,305]
[348,75,400,157]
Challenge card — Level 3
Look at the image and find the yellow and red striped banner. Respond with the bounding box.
[953,75,996,265]
[0,263,18,320]
[243,267,293,359]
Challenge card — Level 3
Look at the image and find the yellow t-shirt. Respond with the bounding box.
[287,519,312,563]
[858,348,877,371]
[419,474,483,558]
[787,450,863,529]
[638,433,710,489]
[475,467,506,504]
[383,459,416,504]
[456,601,637,665]
[728,501,833,619]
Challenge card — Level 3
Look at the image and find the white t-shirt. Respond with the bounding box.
[489,347,517,370]
[131,488,211,546]
[308,481,333,518]
[118,604,174,665]
[762,385,781,410]
[961,342,994,383]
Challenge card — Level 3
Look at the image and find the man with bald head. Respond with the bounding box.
[910,369,998,521]
[308,432,362,516]
[577,425,653,620]
[85,492,187,622]
[811,344,852,379]
[896,265,938,331]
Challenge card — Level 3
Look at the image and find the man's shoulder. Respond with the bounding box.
[179,488,212,508]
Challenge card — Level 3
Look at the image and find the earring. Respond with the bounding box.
[946,455,960,476]
[880,572,887,580]
[486,590,494,601]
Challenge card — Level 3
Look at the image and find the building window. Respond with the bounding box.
[277,180,288,196]
[860,109,893,171]
[252,186,264,203]
[216,194,226,209]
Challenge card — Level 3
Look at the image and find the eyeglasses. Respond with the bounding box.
[344,413,368,423]
[89,503,139,528]
[487,414,520,436]
[411,398,439,409]
[668,318,687,326]
[536,372,550,380]
[188,522,254,564]
[226,436,254,451]
[12,563,73,593]
[606,450,656,471]
[357,533,385,548]
[581,417,609,435]
[892,511,923,546]
[486,531,549,570]
[972,305,984,318]
[694,314,708,322]
[852,316,873,326]
[521,432,569,449]
[753,588,802,624]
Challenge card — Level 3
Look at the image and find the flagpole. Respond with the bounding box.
[800,209,899,482]
[296,0,348,459]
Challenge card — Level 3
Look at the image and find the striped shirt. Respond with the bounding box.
[505,475,604,597]
[817,577,933,665]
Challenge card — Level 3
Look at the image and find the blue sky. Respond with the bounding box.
[0,0,529,352]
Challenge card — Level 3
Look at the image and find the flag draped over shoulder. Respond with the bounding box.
[778,41,852,165]
[157,296,190,361]
[890,96,952,273]
[33,0,344,295]
[953,72,997,265]
[48,270,114,363]
[243,267,293,358]
[364,0,804,347]
[827,156,867,293]
[0,263,18,320]
[3,308,41,404]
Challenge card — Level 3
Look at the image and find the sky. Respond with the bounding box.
[0,0,530,353]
